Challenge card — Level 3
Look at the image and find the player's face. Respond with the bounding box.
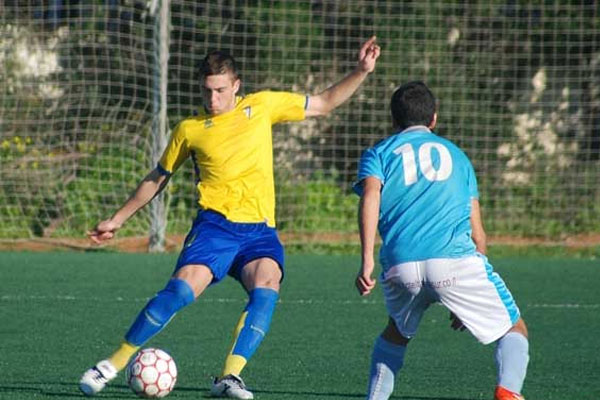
[201,72,241,116]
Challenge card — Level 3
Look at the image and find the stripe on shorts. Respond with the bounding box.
[480,254,520,324]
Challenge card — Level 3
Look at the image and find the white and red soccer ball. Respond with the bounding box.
[126,348,177,398]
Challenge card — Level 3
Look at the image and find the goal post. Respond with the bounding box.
[148,0,170,253]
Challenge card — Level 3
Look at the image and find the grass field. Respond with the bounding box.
[1,251,598,400]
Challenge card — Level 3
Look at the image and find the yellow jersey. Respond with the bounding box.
[158,91,307,227]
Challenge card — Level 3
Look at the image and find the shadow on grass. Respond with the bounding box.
[0,383,133,399]
[0,383,482,400]
[200,387,481,400]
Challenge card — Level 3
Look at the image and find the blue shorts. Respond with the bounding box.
[175,210,285,284]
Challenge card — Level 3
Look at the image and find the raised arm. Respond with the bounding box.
[470,198,487,255]
[87,168,170,244]
[356,176,382,296]
[305,36,380,117]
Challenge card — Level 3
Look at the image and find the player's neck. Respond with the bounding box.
[398,125,431,134]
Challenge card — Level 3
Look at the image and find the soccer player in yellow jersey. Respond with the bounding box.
[79,37,380,399]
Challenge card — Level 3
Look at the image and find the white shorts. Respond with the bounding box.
[382,253,520,345]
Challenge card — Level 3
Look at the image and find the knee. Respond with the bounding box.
[382,317,411,346]
[255,264,282,290]
[242,261,282,292]
[509,317,528,338]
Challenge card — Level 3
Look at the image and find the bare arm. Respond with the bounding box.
[88,168,170,243]
[356,176,382,296]
[305,36,380,117]
[470,198,487,255]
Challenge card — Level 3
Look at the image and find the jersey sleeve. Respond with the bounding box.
[158,121,190,175]
[262,91,307,124]
[352,147,385,196]
[466,159,479,199]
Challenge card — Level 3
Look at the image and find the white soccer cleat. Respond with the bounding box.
[211,374,254,399]
[79,359,118,396]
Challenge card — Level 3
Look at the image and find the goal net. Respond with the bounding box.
[1,1,599,247]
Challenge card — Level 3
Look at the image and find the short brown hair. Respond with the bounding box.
[199,51,239,79]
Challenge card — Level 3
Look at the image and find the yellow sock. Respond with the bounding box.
[221,311,248,377]
[108,341,139,371]
[222,354,247,377]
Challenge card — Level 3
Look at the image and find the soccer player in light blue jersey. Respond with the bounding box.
[353,81,529,400]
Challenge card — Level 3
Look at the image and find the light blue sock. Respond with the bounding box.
[495,332,529,393]
[125,278,195,346]
[366,336,406,400]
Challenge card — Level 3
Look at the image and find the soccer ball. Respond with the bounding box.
[126,348,177,398]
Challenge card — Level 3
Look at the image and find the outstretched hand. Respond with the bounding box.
[357,36,381,74]
[87,219,120,244]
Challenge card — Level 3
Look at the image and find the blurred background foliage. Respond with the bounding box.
[0,0,599,241]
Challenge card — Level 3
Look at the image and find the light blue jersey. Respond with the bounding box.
[354,126,479,271]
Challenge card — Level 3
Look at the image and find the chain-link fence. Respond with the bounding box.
[1,1,599,247]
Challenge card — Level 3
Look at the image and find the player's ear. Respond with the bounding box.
[429,113,437,130]
[232,78,241,95]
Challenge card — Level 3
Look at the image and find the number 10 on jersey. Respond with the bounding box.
[393,142,453,186]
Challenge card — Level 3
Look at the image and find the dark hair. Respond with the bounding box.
[390,81,436,130]
[198,50,239,79]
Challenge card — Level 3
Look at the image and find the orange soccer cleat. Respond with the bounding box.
[494,386,525,400]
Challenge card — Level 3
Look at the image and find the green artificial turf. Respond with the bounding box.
[0,251,598,399]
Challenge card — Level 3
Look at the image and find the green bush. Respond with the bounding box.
[276,172,357,233]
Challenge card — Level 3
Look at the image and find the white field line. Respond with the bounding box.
[526,303,600,309]
[0,294,379,305]
[0,294,599,309]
